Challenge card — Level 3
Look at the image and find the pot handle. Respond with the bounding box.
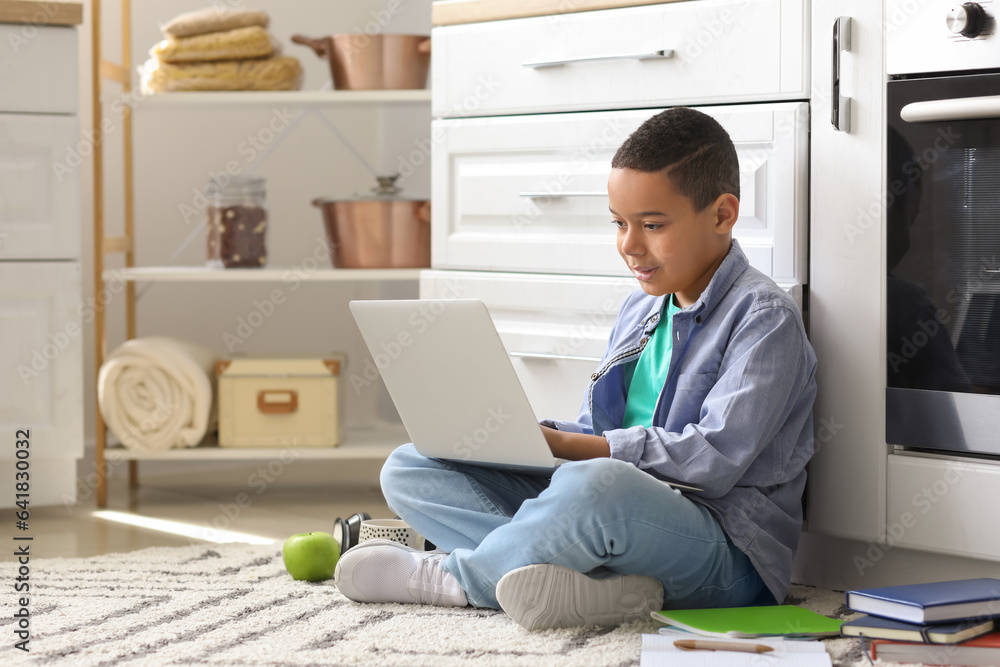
[413,201,431,224]
[291,34,331,59]
[311,197,326,208]
[417,38,432,55]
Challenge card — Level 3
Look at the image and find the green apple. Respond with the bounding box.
[282,531,340,582]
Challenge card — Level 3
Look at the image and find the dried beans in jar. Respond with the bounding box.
[206,176,267,268]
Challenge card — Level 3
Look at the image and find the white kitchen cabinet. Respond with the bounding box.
[432,0,809,117]
[0,262,83,459]
[421,269,635,420]
[887,453,1000,561]
[428,0,811,428]
[0,113,82,259]
[433,103,810,285]
[805,2,887,540]
[0,15,83,509]
[0,23,78,114]
[0,258,83,511]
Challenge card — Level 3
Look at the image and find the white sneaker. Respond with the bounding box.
[334,539,468,607]
[496,563,663,630]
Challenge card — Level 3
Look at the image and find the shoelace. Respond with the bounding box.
[409,552,463,606]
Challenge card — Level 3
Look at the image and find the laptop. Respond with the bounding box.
[350,299,560,474]
[350,298,702,490]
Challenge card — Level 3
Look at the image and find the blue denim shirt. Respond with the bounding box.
[546,240,817,604]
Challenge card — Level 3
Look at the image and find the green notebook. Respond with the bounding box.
[651,605,844,638]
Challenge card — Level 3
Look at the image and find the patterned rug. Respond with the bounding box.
[0,543,902,666]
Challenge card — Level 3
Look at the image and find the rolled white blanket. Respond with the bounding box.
[98,337,216,451]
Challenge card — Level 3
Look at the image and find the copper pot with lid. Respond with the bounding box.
[313,175,430,269]
[292,34,431,90]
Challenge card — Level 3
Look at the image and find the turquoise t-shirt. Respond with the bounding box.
[621,295,680,428]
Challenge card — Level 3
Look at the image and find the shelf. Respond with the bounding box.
[104,423,408,461]
[105,267,425,282]
[129,89,432,108]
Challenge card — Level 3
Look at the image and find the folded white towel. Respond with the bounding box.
[98,337,216,451]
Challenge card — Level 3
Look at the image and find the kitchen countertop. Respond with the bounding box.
[0,1,83,25]
[433,0,689,25]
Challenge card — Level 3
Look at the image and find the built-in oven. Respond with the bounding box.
[885,1,1000,456]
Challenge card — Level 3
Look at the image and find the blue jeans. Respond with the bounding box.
[380,444,773,610]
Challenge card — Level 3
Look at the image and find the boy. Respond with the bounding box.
[334,107,818,631]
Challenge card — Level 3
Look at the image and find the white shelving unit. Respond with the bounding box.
[104,423,406,462]
[106,267,423,282]
[91,3,429,505]
[132,90,432,107]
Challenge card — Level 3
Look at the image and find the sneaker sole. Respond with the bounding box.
[496,563,664,631]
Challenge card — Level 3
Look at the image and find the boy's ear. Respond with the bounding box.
[712,193,740,235]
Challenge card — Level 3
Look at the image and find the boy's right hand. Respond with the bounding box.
[540,425,611,461]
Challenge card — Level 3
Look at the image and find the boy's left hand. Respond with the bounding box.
[540,426,611,461]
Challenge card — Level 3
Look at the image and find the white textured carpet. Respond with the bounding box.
[0,543,909,666]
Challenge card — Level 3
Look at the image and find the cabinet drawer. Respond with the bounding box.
[0,113,81,259]
[887,454,1000,562]
[420,269,635,421]
[0,262,83,460]
[0,25,78,114]
[432,103,809,284]
[432,0,808,117]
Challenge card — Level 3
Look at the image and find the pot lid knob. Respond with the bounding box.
[373,174,401,195]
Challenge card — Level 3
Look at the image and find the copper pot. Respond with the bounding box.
[313,196,430,269]
[292,34,431,90]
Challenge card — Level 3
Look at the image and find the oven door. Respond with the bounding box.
[886,73,1000,456]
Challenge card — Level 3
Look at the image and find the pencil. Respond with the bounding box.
[674,639,774,653]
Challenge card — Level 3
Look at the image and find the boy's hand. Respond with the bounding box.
[540,425,611,461]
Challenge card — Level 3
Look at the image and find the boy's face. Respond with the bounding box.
[608,168,738,307]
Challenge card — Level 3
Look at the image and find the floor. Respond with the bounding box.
[8,458,881,666]
[2,457,392,563]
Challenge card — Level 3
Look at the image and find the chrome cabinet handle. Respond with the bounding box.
[832,16,852,132]
[518,191,606,198]
[523,49,674,69]
[901,95,1000,123]
[509,351,603,363]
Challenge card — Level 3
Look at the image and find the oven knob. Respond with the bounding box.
[946,2,987,38]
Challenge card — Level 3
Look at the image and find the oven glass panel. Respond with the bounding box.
[887,75,1000,398]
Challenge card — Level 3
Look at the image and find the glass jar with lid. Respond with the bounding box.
[206,176,267,268]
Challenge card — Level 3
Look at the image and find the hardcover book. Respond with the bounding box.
[871,630,1000,666]
[846,578,1000,624]
[841,614,994,644]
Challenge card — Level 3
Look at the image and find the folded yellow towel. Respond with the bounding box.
[162,6,269,38]
[152,25,276,63]
[140,55,303,93]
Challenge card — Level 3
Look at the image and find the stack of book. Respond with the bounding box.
[843,577,1000,665]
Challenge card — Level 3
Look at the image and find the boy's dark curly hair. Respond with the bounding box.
[611,107,740,211]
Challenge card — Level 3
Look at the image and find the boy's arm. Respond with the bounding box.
[540,426,610,460]
[603,303,816,499]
